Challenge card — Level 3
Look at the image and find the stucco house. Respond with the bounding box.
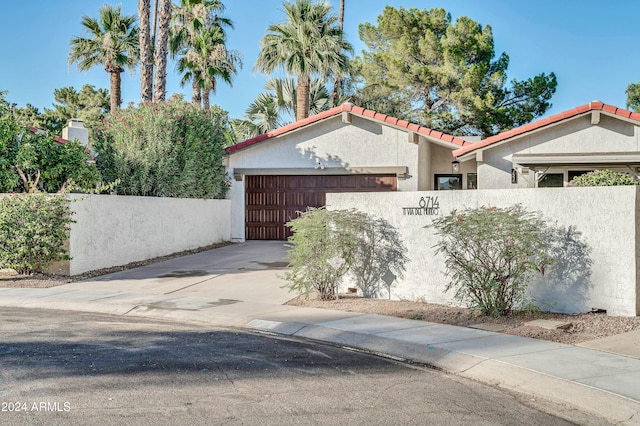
[225,101,640,242]
[453,101,640,189]
[225,103,477,241]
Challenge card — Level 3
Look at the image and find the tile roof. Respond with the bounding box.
[29,126,68,144]
[225,103,472,153]
[453,101,640,158]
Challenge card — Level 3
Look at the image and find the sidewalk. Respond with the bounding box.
[1,241,639,424]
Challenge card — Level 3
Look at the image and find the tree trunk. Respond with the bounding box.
[110,70,122,111]
[151,0,159,47]
[153,0,172,101]
[192,80,202,107]
[203,89,210,110]
[296,75,310,121]
[139,0,153,102]
[332,0,345,106]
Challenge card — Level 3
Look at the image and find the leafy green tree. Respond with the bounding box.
[432,206,552,317]
[7,132,101,194]
[570,170,639,186]
[626,83,640,112]
[68,4,139,112]
[94,96,230,198]
[13,104,51,131]
[254,0,352,121]
[12,85,109,142]
[0,91,20,190]
[354,7,557,137]
[0,91,100,194]
[42,85,109,141]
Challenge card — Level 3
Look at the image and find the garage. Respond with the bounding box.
[225,103,467,242]
[245,174,397,240]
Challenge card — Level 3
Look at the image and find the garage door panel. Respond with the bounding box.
[246,174,396,241]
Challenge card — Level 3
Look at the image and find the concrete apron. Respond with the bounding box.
[62,241,294,305]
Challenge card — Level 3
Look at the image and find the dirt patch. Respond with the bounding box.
[0,243,230,289]
[287,295,640,345]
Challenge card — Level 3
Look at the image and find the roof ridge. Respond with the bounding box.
[453,101,640,158]
[226,104,470,153]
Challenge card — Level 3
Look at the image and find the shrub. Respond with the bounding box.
[284,207,408,300]
[0,193,73,275]
[431,205,551,317]
[10,132,101,193]
[348,215,408,299]
[570,169,639,186]
[284,208,357,300]
[94,97,231,198]
[0,92,100,194]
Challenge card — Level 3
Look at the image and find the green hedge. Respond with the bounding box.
[0,193,72,275]
[94,97,231,199]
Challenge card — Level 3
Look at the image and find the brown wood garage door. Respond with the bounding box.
[246,175,397,240]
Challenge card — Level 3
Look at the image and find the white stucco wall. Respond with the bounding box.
[63,195,230,275]
[479,114,640,189]
[327,186,640,317]
[227,115,424,241]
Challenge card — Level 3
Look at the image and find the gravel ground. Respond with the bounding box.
[288,295,640,345]
[2,245,638,345]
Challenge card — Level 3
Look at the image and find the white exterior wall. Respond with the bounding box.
[227,115,423,241]
[327,186,640,317]
[479,114,640,189]
[62,195,230,275]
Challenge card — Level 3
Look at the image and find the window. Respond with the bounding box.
[538,173,564,188]
[435,174,462,190]
[467,173,477,189]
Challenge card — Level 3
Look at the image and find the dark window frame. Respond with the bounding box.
[434,174,463,190]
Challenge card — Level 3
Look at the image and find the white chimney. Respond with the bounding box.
[62,118,89,146]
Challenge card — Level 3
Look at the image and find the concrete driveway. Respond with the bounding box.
[62,241,294,305]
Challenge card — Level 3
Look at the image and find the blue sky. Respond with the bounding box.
[1,1,639,121]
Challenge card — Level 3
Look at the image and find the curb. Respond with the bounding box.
[1,295,639,424]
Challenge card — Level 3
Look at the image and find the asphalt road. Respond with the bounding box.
[0,307,599,425]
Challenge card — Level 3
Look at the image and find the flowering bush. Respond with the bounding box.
[94,97,231,198]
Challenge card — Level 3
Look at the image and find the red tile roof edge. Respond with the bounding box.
[453,101,639,158]
[225,103,471,153]
[28,126,69,145]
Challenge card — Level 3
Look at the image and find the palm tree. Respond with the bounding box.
[153,0,173,101]
[170,0,234,106]
[232,77,331,139]
[176,26,241,109]
[68,4,139,112]
[254,0,352,121]
[332,0,345,106]
[138,0,153,102]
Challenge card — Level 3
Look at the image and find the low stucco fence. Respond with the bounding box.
[327,186,640,317]
[48,195,230,276]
